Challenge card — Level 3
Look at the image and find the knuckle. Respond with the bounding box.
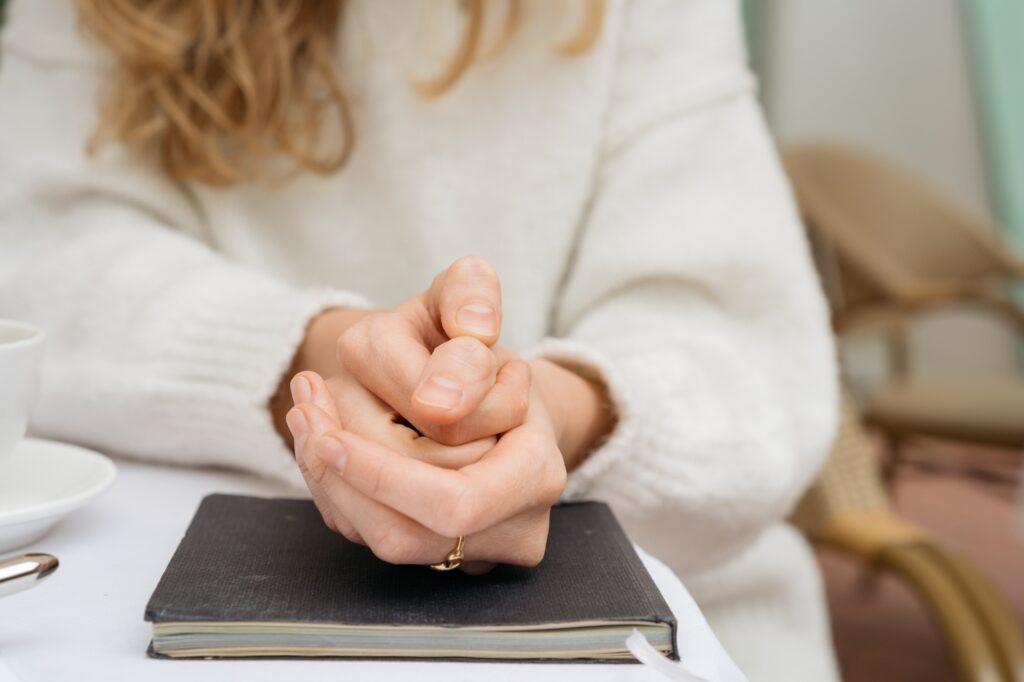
[425,423,469,447]
[337,522,358,541]
[296,452,311,476]
[515,516,551,567]
[322,513,339,534]
[337,312,401,369]
[369,310,403,335]
[527,444,567,507]
[518,540,547,567]
[360,314,388,344]
[445,336,492,373]
[505,392,528,429]
[296,451,328,485]
[443,482,481,537]
[513,400,528,427]
[335,326,364,367]
[450,255,496,280]
[366,460,392,500]
[370,525,418,565]
[523,532,549,567]
[428,270,446,293]
[312,462,330,486]
[544,461,568,503]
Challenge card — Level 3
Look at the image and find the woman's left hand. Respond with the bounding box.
[287,370,567,573]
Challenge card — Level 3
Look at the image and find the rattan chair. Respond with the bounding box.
[783,143,1024,452]
[784,143,1024,681]
[792,392,1024,681]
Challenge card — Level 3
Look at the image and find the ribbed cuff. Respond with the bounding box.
[138,274,371,489]
[527,337,640,500]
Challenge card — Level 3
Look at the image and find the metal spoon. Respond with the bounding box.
[0,554,59,599]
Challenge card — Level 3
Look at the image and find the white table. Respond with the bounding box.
[0,457,742,681]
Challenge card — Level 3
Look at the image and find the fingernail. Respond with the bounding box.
[318,435,347,473]
[414,375,463,410]
[290,374,312,404]
[456,303,497,338]
[285,408,308,439]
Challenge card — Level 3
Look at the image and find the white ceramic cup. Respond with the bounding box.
[0,319,45,469]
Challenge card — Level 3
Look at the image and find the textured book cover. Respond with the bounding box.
[145,494,677,662]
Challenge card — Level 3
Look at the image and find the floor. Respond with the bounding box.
[819,440,1023,681]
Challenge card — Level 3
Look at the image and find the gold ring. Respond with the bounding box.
[429,536,465,571]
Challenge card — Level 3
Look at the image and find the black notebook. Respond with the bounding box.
[145,494,677,662]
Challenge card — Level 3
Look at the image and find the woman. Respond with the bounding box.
[0,0,838,678]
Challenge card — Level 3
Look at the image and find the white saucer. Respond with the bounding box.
[0,438,117,553]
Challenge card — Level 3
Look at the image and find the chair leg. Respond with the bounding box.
[880,543,1007,682]
[816,511,1024,681]
[924,544,1024,681]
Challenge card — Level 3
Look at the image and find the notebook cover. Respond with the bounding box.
[145,494,677,662]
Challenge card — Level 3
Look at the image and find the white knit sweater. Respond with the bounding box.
[0,1,838,678]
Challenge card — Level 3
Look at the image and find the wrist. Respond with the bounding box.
[271,306,373,444]
[529,358,615,472]
[296,306,372,378]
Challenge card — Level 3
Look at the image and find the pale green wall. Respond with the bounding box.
[742,0,763,72]
[963,1,1024,251]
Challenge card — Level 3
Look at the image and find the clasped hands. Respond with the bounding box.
[282,257,612,574]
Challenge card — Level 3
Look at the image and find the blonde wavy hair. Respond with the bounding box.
[76,0,605,186]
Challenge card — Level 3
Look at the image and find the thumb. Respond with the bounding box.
[424,256,502,345]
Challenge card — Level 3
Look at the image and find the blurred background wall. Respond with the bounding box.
[746,4,1024,680]
[749,0,1021,387]
[760,0,989,221]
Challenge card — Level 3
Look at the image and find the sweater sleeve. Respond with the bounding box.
[532,0,838,574]
[0,6,368,487]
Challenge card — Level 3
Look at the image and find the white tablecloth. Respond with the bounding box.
[0,458,743,681]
